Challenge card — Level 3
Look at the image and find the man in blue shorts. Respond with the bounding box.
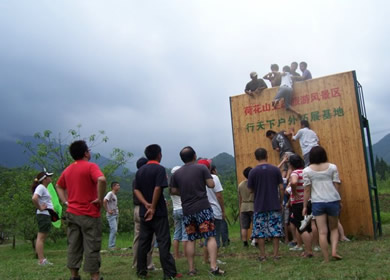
[248,148,284,261]
[170,146,225,276]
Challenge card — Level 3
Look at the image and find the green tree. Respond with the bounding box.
[1,126,134,248]
[219,171,240,225]
[0,167,37,249]
[375,156,390,181]
[17,125,133,181]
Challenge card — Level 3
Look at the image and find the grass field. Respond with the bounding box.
[1,221,390,280]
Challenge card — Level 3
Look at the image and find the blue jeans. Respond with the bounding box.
[107,214,118,248]
[221,219,230,246]
[173,209,188,241]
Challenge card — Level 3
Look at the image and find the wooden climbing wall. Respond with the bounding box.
[230,71,374,238]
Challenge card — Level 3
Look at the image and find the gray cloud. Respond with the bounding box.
[1,0,390,167]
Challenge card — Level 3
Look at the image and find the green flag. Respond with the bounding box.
[47,183,62,228]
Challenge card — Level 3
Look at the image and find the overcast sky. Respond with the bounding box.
[1,0,389,168]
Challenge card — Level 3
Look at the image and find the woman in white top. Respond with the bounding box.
[302,146,342,262]
[31,171,54,266]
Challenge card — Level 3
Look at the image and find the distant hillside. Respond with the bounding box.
[211,152,235,176]
[372,133,390,164]
[0,135,129,174]
[0,135,36,167]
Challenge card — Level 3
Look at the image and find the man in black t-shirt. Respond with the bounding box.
[131,157,155,270]
[171,146,225,276]
[245,71,267,97]
[134,145,180,279]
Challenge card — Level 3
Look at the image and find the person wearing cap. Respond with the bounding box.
[56,140,106,280]
[31,170,54,266]
[245,71,268,97]
[170,146,225,276]
[132,157,156,270]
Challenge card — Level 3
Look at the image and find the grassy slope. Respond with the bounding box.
[1,181,389,280]
[1,223,390,280]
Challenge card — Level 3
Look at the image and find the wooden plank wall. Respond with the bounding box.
[230,71,374,238]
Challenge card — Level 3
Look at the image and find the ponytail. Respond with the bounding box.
[31,172,45,194]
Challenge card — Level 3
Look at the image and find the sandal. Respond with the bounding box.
[332,255,343,261]
[302,253,313,258]
[257,256,266,262]
[187,269,198,276]
[210,266,225,276]
[273,256,281,261]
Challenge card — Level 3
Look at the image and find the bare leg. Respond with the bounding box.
[203,245,208,263]
[301,231,313,256]
[241,228,248,242]
[338,221,349,241]
[295,228,303,247]
[185,240,196,272]
[272,238,280,257]
[258,238,266,258]
[173,239,180,259]
[70,269,79,278]
[207,237,220,271]
[91,272,100,280]
[311,219,319,247]
[290,223,297,243]
[284,223,289,243]
[183,241,188,257]
[286,107,301,118]
[35,232,48,263]
[328,216,341,259]
[315,214,329,262]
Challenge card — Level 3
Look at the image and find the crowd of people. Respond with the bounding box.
[238,119,348,264]
[31,141,232,279]
[245,61,313,118]
[29,65,348,278]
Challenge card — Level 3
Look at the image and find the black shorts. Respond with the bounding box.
[291,202,312,233]
[240,211,253,229]
[37,214,52,233]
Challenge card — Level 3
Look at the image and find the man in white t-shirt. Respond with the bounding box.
[104,182,120,249]
[169,166,188,259]
[288,120,319,167]
[198,159,226,264]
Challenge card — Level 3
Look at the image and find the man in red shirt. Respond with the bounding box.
[56,140,106,280]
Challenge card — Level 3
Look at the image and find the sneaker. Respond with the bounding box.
[289,245,303,251]
[288,241,297,247]
[39,258,53,266]
[216,259,226,265]
[313,246,321,252]
[147,265,162,271]
[299,215,313,231]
